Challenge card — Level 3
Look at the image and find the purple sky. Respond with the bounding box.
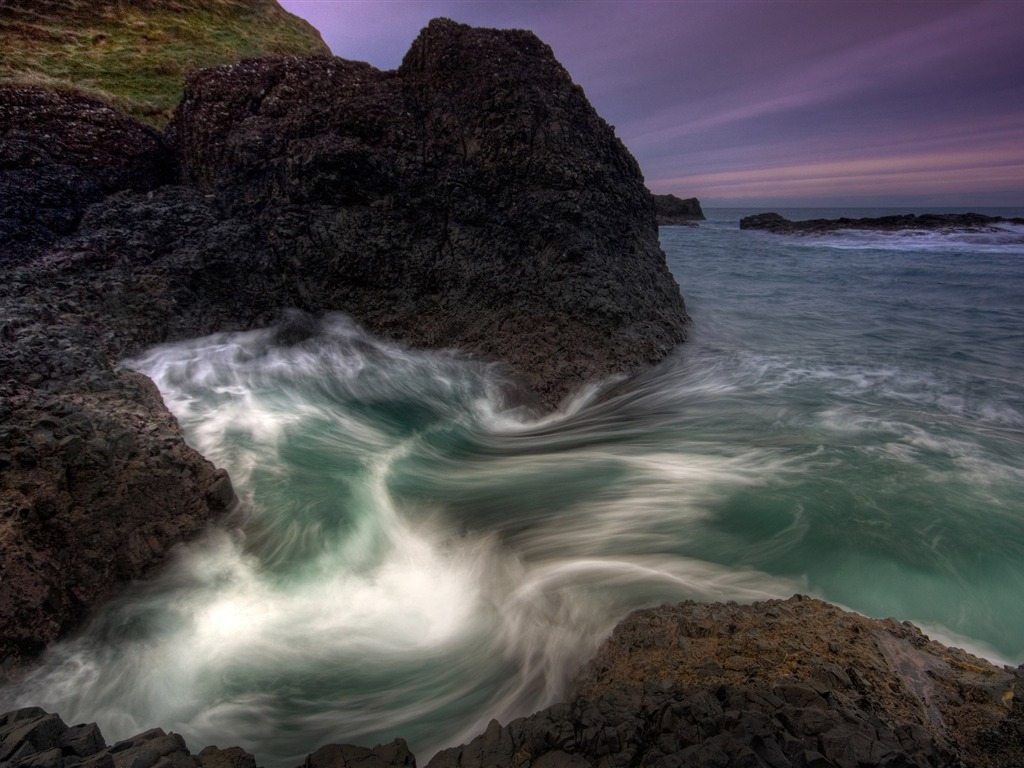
[279,0,1024,208]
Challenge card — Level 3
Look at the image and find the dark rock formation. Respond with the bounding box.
[0,266,236,666]
[1,19,689,667]
[0,707,237,768]
[0,88,173,265]
[430,596,1024,768]
[739,211,1024,234]
[652,194,705,226]
[0,707,413,768]
[159,17,689,404]
[302,741,416,768]
[0,92,234,671]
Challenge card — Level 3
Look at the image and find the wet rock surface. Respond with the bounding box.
[0,92,219,668]
[0,707,413,768]
[4,597,1021,768]
[0,267,234,666]
[739,211,1024,234]
[431,596,1024,768]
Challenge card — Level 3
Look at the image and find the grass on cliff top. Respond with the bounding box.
[0,0,330,126]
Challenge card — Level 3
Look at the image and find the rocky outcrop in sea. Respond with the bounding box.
[739,211,1024,234]
[652,194,705,226]
[1,19,688,668]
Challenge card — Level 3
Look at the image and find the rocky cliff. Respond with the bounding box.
[0,87,235,668]
[161,18,690,403]
[1,19,689,666]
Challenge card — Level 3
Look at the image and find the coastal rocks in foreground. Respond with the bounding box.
[4,597,1021,768]
[431,596,1024,768]
[1,19,688,666]
[0,87,234,669]
[652,194,705,226]
[739,211,1024,234]
[0,706,413,768]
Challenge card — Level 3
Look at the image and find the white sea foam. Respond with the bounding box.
[796,223,1024,254]
[7,216,1024,762]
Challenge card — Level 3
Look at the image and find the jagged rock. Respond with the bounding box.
[652,194,705,226]
[0,710,200,768]
[160,17,690,404]
[739,211,1024,234]
[0,268,235,668]
[428,597,1024,768]
[3,598,1023,766]
[197,746,256,768]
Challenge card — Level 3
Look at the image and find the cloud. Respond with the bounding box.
[653,147,1024,203]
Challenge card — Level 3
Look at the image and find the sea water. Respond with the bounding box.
[4,208,1023,763]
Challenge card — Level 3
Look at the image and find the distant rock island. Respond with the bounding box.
[652,193,706,226]
[740,211,1024,233]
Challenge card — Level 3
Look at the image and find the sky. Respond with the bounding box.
[278,0,1024,209]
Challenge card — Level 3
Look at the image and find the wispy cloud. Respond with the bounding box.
[654,148,1024,203]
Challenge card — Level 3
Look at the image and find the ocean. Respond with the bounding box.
[4,208,1023,764]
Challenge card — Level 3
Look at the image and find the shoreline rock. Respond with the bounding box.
[2,19,688,668]
[432,596,1024,768]
[739,211,1024,234]
[3,597,1021,768]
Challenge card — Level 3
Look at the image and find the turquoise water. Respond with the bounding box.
[4,209,1023,763]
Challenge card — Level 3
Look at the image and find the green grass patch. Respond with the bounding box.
[0,0,330,126]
